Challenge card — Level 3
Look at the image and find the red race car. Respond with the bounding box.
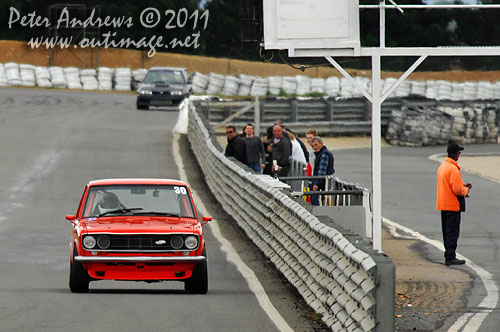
[66,178,211,293]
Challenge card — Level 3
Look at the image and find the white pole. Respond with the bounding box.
[254,97,260,136]
[371,54,383,253]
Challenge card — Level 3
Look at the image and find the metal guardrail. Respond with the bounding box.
[184,97,394,332]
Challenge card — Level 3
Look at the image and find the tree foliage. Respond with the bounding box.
[4,0,500,70]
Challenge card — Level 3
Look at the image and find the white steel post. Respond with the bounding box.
[254,97,260,136]
[371,54,383,253]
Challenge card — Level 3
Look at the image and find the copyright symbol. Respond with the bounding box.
[140,7,161,28]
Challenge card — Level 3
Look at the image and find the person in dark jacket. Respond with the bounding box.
[268,125,291,177]
[224,125,247,163]
[310,136,335,206]
[243,124,266,173]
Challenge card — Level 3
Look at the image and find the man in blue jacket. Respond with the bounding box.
[310,136,335,206]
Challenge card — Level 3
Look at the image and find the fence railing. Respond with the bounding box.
[183,97,394,331]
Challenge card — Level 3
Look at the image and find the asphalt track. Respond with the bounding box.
[0,88,327,332]
[2,87,499,331]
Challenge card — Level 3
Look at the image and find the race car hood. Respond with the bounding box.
[81,216,196,234]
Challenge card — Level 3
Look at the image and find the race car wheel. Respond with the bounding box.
[185,248,208,294]
[69,246,90,293]
[136,103,149,110]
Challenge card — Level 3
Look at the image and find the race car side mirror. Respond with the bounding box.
[201,216,212,226]
[66,215,76,223]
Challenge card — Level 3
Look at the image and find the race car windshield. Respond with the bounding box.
[83,185,196,218]
[143,70,186,84]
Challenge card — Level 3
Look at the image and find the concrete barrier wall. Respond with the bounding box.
[184,98,395,332]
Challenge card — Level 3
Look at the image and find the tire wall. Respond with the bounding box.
[184,97,395,332]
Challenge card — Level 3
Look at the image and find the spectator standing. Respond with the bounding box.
[224,125,247,164]
[268,125,291,177]
[436,142,471,266]
[310,136,335,206]
[243,124,266,173]
[305,129,318,166]
[289,133,307,164]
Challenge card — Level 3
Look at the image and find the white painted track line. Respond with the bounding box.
[384,217,498,332]
[172,133,294,332]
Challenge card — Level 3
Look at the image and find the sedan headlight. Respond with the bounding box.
[83,235,96,249]
[170,90,184,96]
[138,89,153,95]
[170,235,184,250]
[97,235,111,249]
[184,236,198,250]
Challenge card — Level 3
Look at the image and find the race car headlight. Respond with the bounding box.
[184,236,198,250]
[138,89,153,95]
[170,235,184,250]
[97,235,111,249]
[171,90,183,96]
[83,235,96,249]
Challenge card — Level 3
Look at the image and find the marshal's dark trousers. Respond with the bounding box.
[441,210,462,261]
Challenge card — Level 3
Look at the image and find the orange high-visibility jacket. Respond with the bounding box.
[436,157,469,211]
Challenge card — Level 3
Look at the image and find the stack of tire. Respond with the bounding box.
[5,62,21,86]
[268,76,282,95]
[311,78,326,94]
[296,75,311,95]
[250,77,268,96]
[114,68,132,91]
[281,77,297,95]
[222,75,239,95]
[192,72,209,94]
[439,105,500,144]
[20,64,36,87]
[35,66,52,88]
[49,67,67,88]
[205,73,225,95]
[0,64,7,86]
[80,69,98,90]
[325,76,341,97]
[238,74,254,96]
[97,67,113,90]
[385,106,454,146]
[132,68,148,90]
[65,67,82,89]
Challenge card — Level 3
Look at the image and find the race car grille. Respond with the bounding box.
[82,234,198,252]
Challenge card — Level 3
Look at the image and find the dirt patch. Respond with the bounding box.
[3,39,500,81]
[383,228,471,331]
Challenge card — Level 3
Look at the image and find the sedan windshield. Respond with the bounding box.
[82,185,196,218]
[143,70,186,84]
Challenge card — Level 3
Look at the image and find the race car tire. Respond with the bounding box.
[69,246,90,293]
[136,103,149,110]
[185,248,208,294]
